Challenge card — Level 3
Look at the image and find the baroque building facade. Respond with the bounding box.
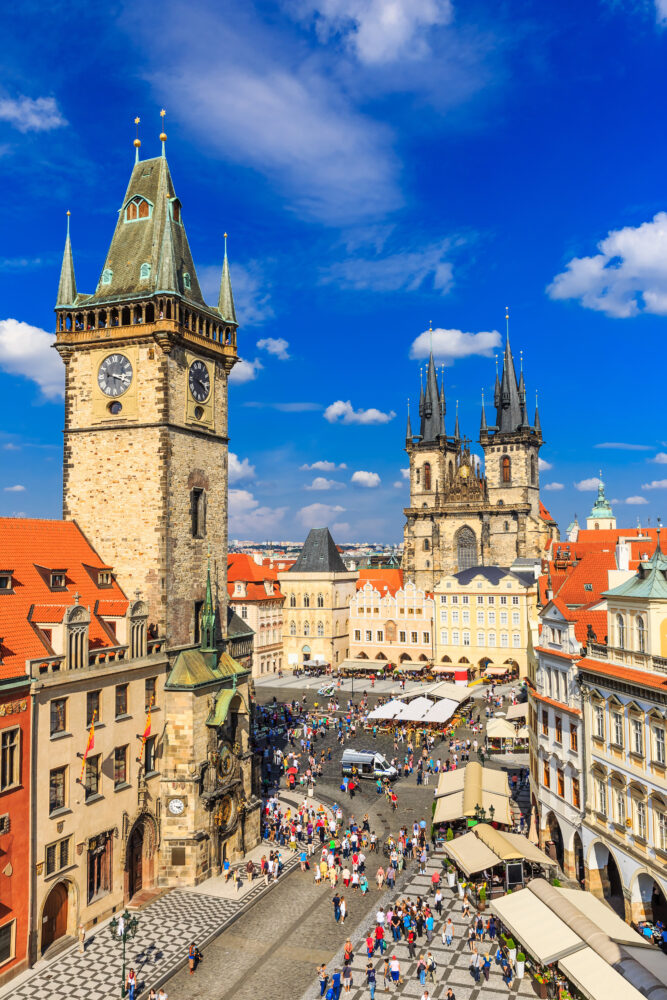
[403,335,556,591]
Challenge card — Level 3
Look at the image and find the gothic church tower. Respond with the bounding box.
[54,130,238,646]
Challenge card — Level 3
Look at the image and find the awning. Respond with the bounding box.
[506,703,528,721]
[490,888,584,965]
[441,831,501,876]
[420,681,472,703]
[485,665,511,676]
[432,664,456,674]
[394,696,434,721]
[434,762,512,826]
[515,726,530,739]
[339,659,383,671]
[473,825,555,866]
[394,663,427,672]
[559,948,647,1000]
[421,699,458,724]
[486,717,518,740]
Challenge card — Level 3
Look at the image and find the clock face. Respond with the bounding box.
[98,354,133,397]
[218,745,234,778]
[168,797,185,816]
[460,465,470,479]
[188,360,211,403]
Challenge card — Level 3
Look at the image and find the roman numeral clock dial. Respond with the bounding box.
[188,360,210,403]
[98,354,133,397]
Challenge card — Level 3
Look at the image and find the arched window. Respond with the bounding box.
[289,594,296,608]
[138,199,149,219]
[456,526,477,571]
[140,262,151,280]
[617,614,625,648]
[502,455,511,483]
[416,467,420,485]
[637,615,647,653]
[289,620,296,636]
[423,538,430,551]
[423,463,431,491]
[126,201,137,220]
[125,196,151,222]
[530,454,537,485]
[317,593,324,608]
[303,594,310,608]
[303,621,310,637]
[317,621,324,637]
[448,460,453,480]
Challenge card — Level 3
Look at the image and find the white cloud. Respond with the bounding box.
[198,261,274,327]
[547,212,667,318]
[324,399,395,425]
[351,470,381,488]
[304,477,345,490]
[3,484,25,492]
[300,460,348,471]
[228,488,288,537]
[245,401,322,412]
[322,239,454,295]
[651,453,667,464]
[410,327,501,364]
[331,521,351,538]
[0,319,64,399]
[538,458,553,471]
[625,496,649,505]
[393,481,403,488]
[296,0,454,65]
[543,482,564,491]
[642,479,667,489]
[401,467,410,479]
[139,3,400,225]
[0,95,67,133]
[2,443,20,451]
[228,357,263,385]
[257,337,289,360]
[298,502,345,529]
[228,453,256,483]
[595,442,652,451]
[574,477,601,491]
[656,0,667,24]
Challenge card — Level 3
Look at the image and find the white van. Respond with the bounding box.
[341,749,398,781]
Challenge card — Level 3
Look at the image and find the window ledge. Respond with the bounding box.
[114,714,132,722]
[50,731,72,742]
[114,782,131,793]
[651,759,666,770]
[144,770,159,781]
[44,862,78,882]
[0,783,23,797]
[84,794,104,806]
[609,742,624,751]
[633,834,648,846]
[49,807,72,820]
[629,751,645,763]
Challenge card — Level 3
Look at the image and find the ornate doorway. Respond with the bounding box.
[42,881,68,953]
[128,822,144,898]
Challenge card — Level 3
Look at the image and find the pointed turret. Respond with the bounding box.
[454,400,461,441]
[496,336,523,433]
[493,355,501,409]
[200,556,217,652]
[480,390,487,435]
[405,399,413,447]
[534,393,542,436]
[218,233,237,325]
[418,351,443,443]
[56,212,77,307]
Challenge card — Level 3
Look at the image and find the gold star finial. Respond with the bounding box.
[159,109,167,150]
[133,116,141,161]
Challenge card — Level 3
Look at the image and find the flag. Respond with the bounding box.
[139,698,153,758]
[79,712,96,782]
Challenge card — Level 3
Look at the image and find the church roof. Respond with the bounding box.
[604,534,667,600]
[588,477,615,521]
[80,154,207,308]
[290,527,348,574]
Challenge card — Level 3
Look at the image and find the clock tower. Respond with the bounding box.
[54,130,238,646]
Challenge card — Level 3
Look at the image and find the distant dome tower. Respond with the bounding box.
[586,473,616,530]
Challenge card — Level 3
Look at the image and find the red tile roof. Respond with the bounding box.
[572,606,608,645]
[539,501,556,523]
[531,689,582,716]
[577,656,667,693]
[227,553,284,602]
[0,518,129,680]
[357,568,404,596]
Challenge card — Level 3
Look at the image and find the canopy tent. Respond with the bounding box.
[367,699,407,720]
[394,696,434,721]
[486,717,518,740]
[303,658,327,666]
[473,825,555,866]
[420,681,471,704]
[490,887,584,965]
[485,665,512,676]
[441,831,500,876]
[434,762,512,826]
[432,664,456,674]
[421,698,458,725]
[506,703,528,721]
[339,659,385,672]
[515,726,530,739]
[393,662,427,672]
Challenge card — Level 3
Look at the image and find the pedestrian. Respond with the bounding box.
[366,934,375,959]
[332,893,341,922]
[382,958,390,990]
[126,968,137,1000]
[470,948,481,984]
[443,917,454,946]
[445,990,455,1000]
[416,955,427,985]
[340,895,347,923]
[434,889,443,916]
[407,928,416,960]
[375,923,385,954]
[366,962,376,1000]
[390,955,401,987]
[426,952,436,982]
[188,941,196,974]
[421,992,430,1000]
[344,939,354,966]
[246,858,254,883]
[318,964,328,997]
[332,968,342,1000]
[482,953,491,982]
[342,965,353,994]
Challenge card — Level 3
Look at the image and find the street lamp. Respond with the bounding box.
[109,909,139,997]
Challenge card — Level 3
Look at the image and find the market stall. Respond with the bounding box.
[434,761,513,828]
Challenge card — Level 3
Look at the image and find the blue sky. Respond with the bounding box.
[3,0,667,543]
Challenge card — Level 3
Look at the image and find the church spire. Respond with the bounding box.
[56,211,77,307]
[480,389,487,435]
[155,207,179,292]
[200,554,217,652]
[439,365,446,436]
[405,398,412,447]
[534,391,542,436]
[218,233,237,324]
[495,308,524,434]
[454,399,461,441]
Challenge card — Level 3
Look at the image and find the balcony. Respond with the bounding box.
[29,637,167,677]
[587,642,667,676]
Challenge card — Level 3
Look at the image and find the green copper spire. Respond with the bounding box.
[589,472,614,521]
[200,555,216,652]
[218,233,237,324]
[56,211,77,307]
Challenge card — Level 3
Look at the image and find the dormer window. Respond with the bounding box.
[50,571,67,590]
[170,199,181,223]
[183,272,191,290]
[98,570,112,587]
[125,196,152,222]
[102,268,113,285]
[140,262,151,280]
[0,572,13,593]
